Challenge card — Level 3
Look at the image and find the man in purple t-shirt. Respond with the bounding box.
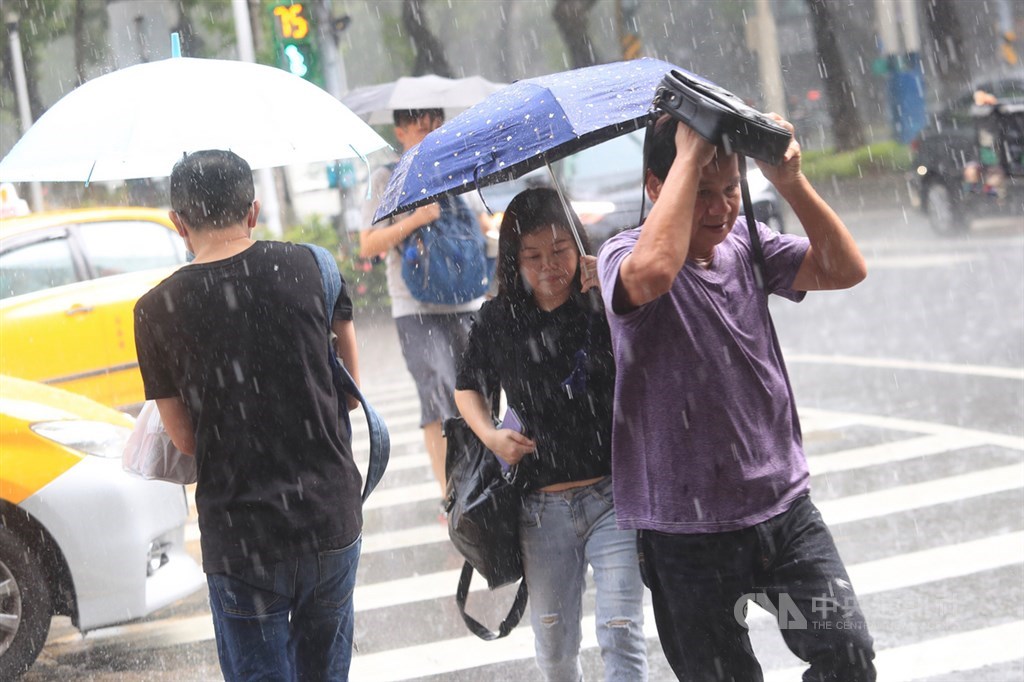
[596,114,875,681]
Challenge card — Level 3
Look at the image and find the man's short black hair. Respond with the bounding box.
[645,113,731,182]
[645,114,679,182]
[393,108,445,128]
[170,150,254,230]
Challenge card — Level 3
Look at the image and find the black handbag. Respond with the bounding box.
[443,416,528,640]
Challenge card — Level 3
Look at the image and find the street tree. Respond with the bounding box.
[805,0,865,150]
[923,0,973,104]
[402,0,452,77]
[553,0,599,68]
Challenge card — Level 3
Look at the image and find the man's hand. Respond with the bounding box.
[756,114,803,191]
[675,120,717,169]
[486,429,536,467]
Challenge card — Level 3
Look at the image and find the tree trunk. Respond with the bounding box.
[402,0,452,77]
[73,0,88,84]
[923,0,972,103]
[553,0,599,68]
[805,0,865,150]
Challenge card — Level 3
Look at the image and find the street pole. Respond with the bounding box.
[230,0,283,236]
[314,0,354,255]
[5,13,44,212]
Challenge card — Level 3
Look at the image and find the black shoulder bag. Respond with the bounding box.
[443,415,528,640]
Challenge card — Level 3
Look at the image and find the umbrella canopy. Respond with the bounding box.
[341,74,507,125]
[0,57,388,183]
[373,58,705,223]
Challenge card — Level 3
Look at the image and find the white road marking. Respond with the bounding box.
[160,402,1024,679]
[808,432,986,475]
[764,621,1024,682]
[187,409,1024,546]
[819,463,1024,525]
[785,353,1024,381]
[863,253,981,269]
[360,523,448,554]
[362,482,440,511]
[91,513,1024,662]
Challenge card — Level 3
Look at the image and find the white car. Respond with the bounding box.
[0,375,204,676]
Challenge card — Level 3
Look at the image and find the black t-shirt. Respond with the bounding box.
[134,241,363,574]
[456,290,615,490]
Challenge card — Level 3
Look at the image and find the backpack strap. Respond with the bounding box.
[455,561,529,640]
[301,243,390,503]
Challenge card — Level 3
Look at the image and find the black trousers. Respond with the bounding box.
[639,495,876,682]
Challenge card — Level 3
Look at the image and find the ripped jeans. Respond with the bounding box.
[519,476,648,681]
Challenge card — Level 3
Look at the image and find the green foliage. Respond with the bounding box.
[177,0,236,58]
[801,141,912,181]
[272,214,390,312]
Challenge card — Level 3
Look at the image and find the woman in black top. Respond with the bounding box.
[455,188,647,681]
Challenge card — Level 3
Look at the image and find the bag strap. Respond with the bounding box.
[455,561,529,640]
[301,243,390,503]
[737,155,768,295]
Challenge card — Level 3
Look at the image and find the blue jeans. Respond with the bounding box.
[519,476,648,681]
[639,495,875,682]
[206,535,361,682]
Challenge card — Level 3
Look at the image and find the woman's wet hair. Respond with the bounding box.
[496,187,592,299]
[170,150,255,230]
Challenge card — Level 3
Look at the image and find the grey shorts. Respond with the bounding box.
[394,312,474,428]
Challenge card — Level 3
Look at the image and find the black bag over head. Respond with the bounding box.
[443,416,528,640]
[653,69,791,166]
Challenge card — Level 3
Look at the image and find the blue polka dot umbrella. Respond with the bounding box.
[372,58,709,224]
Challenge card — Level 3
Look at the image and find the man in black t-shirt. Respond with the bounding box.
[134,150,364,681]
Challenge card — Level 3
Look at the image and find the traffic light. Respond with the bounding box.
[270,3,322,86]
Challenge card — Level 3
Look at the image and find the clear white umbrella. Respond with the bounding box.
[0,57,389,183]
[341,74,506,125]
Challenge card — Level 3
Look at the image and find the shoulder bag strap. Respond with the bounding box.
[455,562,529,640]
[737,155,768,296]
[301,243,391,503]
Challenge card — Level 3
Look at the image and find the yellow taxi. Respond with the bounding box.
[0,374,203,676]
[0,207,186,410]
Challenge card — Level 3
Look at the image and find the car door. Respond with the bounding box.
[68,219,185,408]
[0,219,184,410]
[0,228,114,402]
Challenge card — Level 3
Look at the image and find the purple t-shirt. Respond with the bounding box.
[597,217,811,534]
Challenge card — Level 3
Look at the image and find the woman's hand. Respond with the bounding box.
[579,254,600,292]
[487,429,536,467]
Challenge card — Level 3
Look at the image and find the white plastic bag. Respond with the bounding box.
[122,400,197,485]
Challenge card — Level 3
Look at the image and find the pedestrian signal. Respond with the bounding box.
[270,3,322,86]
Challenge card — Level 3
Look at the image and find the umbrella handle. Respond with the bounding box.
[473,162,495,215]
[544,157,588,257]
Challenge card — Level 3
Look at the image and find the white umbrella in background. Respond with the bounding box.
[341,74,506,125]
[0,57,389,184]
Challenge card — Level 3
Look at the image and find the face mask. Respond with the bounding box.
[186,249,196,263]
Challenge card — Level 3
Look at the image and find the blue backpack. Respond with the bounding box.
[401,195,489,305]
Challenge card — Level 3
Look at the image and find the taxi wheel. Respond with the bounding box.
[0,528,53,677]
